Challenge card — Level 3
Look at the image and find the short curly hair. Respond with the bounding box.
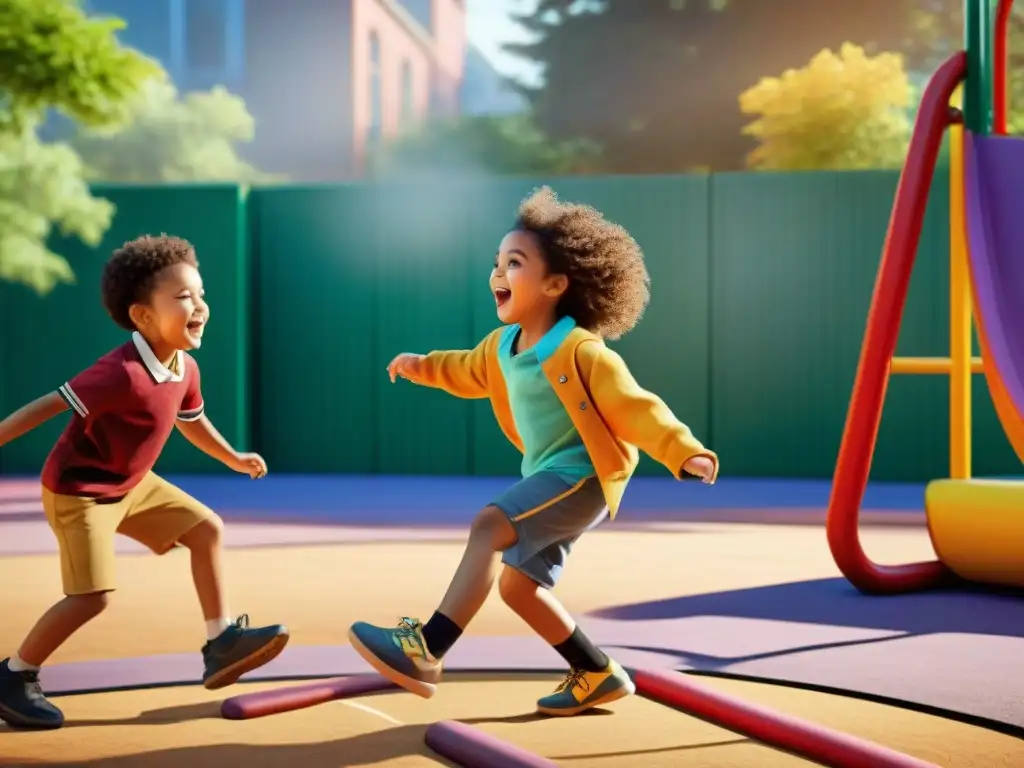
[514,186,650,340]
[101,234,199,331]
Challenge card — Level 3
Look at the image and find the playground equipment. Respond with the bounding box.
[828,0,1024,594]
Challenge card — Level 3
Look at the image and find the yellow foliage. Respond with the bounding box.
[739,43,913,171]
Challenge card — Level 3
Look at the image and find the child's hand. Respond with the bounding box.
[683,455,716,484]
[387,352,424,383]
[231,452,268,479]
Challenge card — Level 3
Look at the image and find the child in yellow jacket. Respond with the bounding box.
[348,187,718,716]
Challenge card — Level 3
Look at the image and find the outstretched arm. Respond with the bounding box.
[0,393,69,448]
[176,414,238,468]
[583,344,719,482]
[176,415,267,478]
[387,330,500,400]
[174,357,266,478]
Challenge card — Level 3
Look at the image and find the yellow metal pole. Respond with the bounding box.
[948,117,973,479]
[890,356,983,375]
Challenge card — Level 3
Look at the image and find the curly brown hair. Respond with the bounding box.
[101,234,199,331]
[514,186,650,340]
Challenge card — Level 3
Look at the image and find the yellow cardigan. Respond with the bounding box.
[411,326,718,518]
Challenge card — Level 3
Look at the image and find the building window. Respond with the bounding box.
[400,59,414,126]
[397,0,432,33]
[368,32,383,146]
[184,0,227,69]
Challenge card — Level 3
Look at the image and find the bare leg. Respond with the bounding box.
[497,566,577,644]
[347,507,519,696]
[499,564,632,715]
[436,506,519,628]
[175,515,289,690]
[0,595,102,728]
[16,592,110,667]
[177,517,228,624]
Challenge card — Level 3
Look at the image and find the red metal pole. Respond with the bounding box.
[826,52,967,595]
[994,0,1014,134]
[634,669,940,768]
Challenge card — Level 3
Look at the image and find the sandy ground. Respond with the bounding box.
[5,523,1016,767]
[0,524,939,664]
[1,673,1020,767]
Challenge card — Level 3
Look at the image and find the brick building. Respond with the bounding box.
[84,0,467,180]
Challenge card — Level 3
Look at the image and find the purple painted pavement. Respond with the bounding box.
[0,475,935,527]
[36,605,1024,729]
[0,519,468,556]
[587,577,1024,729]
[0,475,932,558]
[0,476,931,538]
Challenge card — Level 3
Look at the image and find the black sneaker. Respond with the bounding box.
[201,614,289,690]
[0,658,64,729]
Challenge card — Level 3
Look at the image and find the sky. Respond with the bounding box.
[465,0,543,87]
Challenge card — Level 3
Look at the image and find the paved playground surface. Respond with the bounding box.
[1,476,1022,766]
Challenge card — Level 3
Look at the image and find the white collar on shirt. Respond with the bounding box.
[132,331,184,384]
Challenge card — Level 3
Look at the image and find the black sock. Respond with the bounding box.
[421,611,463,659]
[553,626,609,672]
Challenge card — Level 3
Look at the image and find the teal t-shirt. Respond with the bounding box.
[497,316,595,482]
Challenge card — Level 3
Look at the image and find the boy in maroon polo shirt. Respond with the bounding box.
[0,235,288,729]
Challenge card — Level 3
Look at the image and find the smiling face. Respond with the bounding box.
[129,262,210,354]
[489,230,568,327]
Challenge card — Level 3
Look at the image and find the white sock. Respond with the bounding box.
[206,617,231,641]
[8,653,39,673]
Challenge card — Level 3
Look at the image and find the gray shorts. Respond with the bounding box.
[491,472,609,589]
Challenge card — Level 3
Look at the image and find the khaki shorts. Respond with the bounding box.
[42,472,217,596]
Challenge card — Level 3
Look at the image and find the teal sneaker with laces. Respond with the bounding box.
[348,617,443,698]
[536,659,635,716]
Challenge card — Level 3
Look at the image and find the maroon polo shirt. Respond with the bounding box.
[41,332,205,499]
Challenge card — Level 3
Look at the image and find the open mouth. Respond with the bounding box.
[494,288,511,307]
[186,319,205,335]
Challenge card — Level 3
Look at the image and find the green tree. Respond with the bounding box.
[365,113,602,178]
[739,44,913,171]
[75,79,280,183]
[0,123,113,292]
[505,0,925,172]
[0,0,160,293]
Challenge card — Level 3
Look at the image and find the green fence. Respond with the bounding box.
[0,184,250,475]
[1,173,1019,481]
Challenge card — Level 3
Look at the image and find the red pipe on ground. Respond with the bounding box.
[634,669,940,768]
[825,52,967,595]
[994,0,1015,134]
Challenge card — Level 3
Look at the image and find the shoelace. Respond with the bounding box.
[232,614,250,630]
[393,617,426,651]
[554,668,590,694]
[20,670,44,700]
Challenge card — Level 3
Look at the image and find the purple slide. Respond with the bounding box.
[963,132,1024,463]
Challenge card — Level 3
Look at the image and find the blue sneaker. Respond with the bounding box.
[536,659,635,716]
[348,617,442,698]
[0,658,64,729]
[201,614,290,690]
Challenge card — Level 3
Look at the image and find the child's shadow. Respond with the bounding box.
[71,724,436,767]
[47,699,615,730]
[56,701,216,728]
[460,708,615,725]
[37,701,613,766]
